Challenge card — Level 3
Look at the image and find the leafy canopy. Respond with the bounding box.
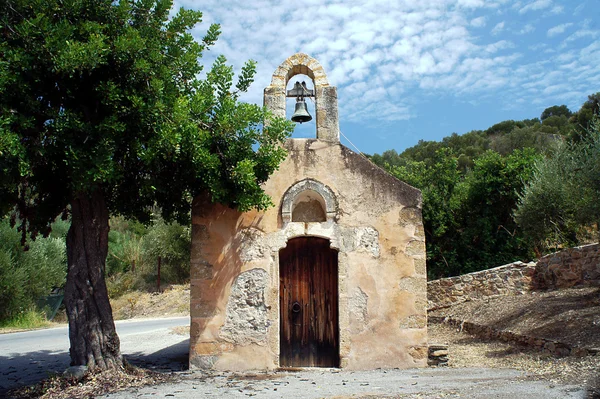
[369,93,599,277]
[515,117,600,249]
[0,0,294,241]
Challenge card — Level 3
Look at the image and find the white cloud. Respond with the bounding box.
[573,3,586,15]
[547,23,573,37]
[560,28,600,49]
[519,0,553,14]
[518,24,535,35]
[491,21,505,35]
[485,40,515,53]
[171,0,599,129]
[470,16,487,27]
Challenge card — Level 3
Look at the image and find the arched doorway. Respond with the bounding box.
[279,237,339,367]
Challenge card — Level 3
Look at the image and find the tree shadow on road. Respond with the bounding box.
[123,337,189,372]
[0,337,190,396]
[0,349,70,396]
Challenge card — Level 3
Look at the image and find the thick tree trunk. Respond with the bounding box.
[64,190,122,370]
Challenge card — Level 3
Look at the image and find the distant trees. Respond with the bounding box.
[570,93,600,141]
[371,93,599,278]
[0,213,194,326]
[0,218,67,323]
[515,118,600,249]
[541,105,572,121]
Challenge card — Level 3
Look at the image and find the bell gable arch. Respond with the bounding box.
[264,53,339,142]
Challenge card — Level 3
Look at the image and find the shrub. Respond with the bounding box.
[0,218,67,322]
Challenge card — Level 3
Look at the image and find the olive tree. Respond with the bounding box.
[0,0,293,370]
[515,117,600,249]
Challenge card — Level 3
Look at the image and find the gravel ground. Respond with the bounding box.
[97,367,587,399]
[94,323,598,399]
[429,322,600,393]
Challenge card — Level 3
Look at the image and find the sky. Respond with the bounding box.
[174,0,600,155]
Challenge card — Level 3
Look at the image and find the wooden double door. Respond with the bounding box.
[279,237,339,367]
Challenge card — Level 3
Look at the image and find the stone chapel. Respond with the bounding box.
[189,53,427,370]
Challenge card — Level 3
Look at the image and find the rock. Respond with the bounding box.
[430,350,448,357]
[428,344,449,367]
[63,365,88,379]
[428,344,448,351]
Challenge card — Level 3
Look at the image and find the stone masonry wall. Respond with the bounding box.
[427,243,600,309]
[427,261,536,310]
[534,243,600,290]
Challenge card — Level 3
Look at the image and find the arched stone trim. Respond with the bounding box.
[269,53,330,88]
[264,53,340,142]
[281,179,337,223]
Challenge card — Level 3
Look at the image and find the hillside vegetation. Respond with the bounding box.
[2,94,598,327]
[0,214,190,327]
[371,93,600,279]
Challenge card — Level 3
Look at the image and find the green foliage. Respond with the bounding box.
[0,0,293,243]
[486,120,527,136]
[106,229,142,276]
[489,126,560,156]
[569,93,600,141]
[516,117,600,250]
[541,105,572,121]
[105,214,190,296]
[449,149,540,275]
[387,147,539,278]
[140,216,190,285]
[0,308,50,330]
[0,218,67,321]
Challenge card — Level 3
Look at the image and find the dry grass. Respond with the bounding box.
[430,287,600,349]
[429,322,600,391]
[110,284,190,320]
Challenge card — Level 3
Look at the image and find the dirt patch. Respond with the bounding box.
[429,286,600,349]
[110,284,190,320]
[429,323,600,389]
[170,325,190,336]
[428,287,600,396]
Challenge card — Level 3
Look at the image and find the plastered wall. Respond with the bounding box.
[189,139,427,370]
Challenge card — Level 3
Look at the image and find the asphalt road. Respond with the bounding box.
[0,316,189,395]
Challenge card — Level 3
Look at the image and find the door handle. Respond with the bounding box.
[292,301,301,313]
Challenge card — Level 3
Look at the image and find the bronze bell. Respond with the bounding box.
[291,99,312,123]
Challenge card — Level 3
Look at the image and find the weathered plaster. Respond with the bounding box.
[189,140,427,370]
[189,53,426,371]
[220,269,270,345]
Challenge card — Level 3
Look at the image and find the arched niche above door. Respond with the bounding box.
[281,179,337,223]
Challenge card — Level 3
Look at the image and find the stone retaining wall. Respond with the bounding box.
[427,261,536,309]
[534,244,600,289]
[428,244,600,309]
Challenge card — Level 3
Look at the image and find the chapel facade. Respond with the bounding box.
[189,53,427,370]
